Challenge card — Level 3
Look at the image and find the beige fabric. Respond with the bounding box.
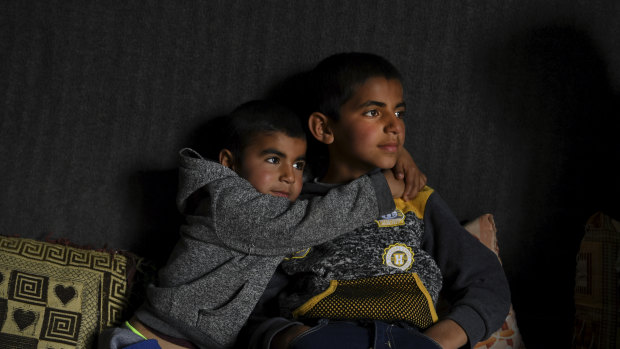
[573,212,620,349]
[464,214,526,349]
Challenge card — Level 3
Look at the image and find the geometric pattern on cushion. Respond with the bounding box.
[0,236,138,348]
[463,214,526,349]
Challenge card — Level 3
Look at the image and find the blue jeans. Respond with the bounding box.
[288,319,442,349]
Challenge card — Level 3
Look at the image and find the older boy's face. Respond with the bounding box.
[236,131,306,201]
[328,77,405,179]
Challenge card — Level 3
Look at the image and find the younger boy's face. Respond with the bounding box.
[236,132,306,202]
[328,77,406,179]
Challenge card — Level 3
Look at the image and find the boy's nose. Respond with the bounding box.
[384,114,404,134]
[280,165,295,183]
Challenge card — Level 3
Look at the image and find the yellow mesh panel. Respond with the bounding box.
[292,273,438,329]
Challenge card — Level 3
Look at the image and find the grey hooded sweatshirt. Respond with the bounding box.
[133,148,395,348]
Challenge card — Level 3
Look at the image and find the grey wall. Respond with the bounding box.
[1,1,619,347]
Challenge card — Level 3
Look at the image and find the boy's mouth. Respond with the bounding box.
[272,191,290,198]
[378,143,400,153]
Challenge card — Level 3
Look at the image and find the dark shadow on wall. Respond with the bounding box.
[127,113,231,269]
[129,169,182,269]
[481,24,620,348]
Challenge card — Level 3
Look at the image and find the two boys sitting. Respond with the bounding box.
[100,52,510,349]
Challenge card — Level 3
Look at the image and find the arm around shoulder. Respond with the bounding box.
[188,156,395,255]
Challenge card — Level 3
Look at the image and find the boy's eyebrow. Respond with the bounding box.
[359,100,386,108]
[358,101,406,108]
[261,149,306,161]
[260,148,286,157]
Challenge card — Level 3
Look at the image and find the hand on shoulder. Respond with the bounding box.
[382,169,406,199]
[391,148,427,200]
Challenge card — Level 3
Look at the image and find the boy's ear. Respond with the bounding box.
[218,149,236,171]
[308,112,334,145]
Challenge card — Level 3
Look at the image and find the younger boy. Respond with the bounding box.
[99,100,422,349]
[248,53,511,349]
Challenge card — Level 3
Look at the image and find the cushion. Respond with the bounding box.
[0,236,143,348]
[463,214,526,349]
[573,212,620,348]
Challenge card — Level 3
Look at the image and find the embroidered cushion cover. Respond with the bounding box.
[0,236,139,348]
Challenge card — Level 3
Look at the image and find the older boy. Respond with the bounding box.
[248,53,510,349]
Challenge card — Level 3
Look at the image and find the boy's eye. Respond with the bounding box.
[266,157,280,164]
[395,110,405,119]
[363,109,379,117]
[293,161,306,171]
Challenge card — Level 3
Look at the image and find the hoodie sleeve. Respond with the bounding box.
[177,148,395,256]
[422,191,511,347]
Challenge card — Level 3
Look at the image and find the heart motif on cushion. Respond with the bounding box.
[54,285,76,305]
[13,309,36,331]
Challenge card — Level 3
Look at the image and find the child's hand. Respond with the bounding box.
[392,148,427,201]
[423,319,468,349]
[383,169,406,198]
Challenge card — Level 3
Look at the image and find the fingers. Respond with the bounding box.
[392,162,405,179]
[391,163,407,197]
[392,147,427,201]
[403,170,427,201]
[403,169,417,201]
[402,167,414,201]
[383,169,405,198]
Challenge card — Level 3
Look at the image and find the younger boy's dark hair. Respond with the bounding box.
[199,100,305,162]
[309,52,402,121]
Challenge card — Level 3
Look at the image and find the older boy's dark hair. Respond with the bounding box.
[309,52,402,120]
[199,100,305,162]
[300,52,402,177]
